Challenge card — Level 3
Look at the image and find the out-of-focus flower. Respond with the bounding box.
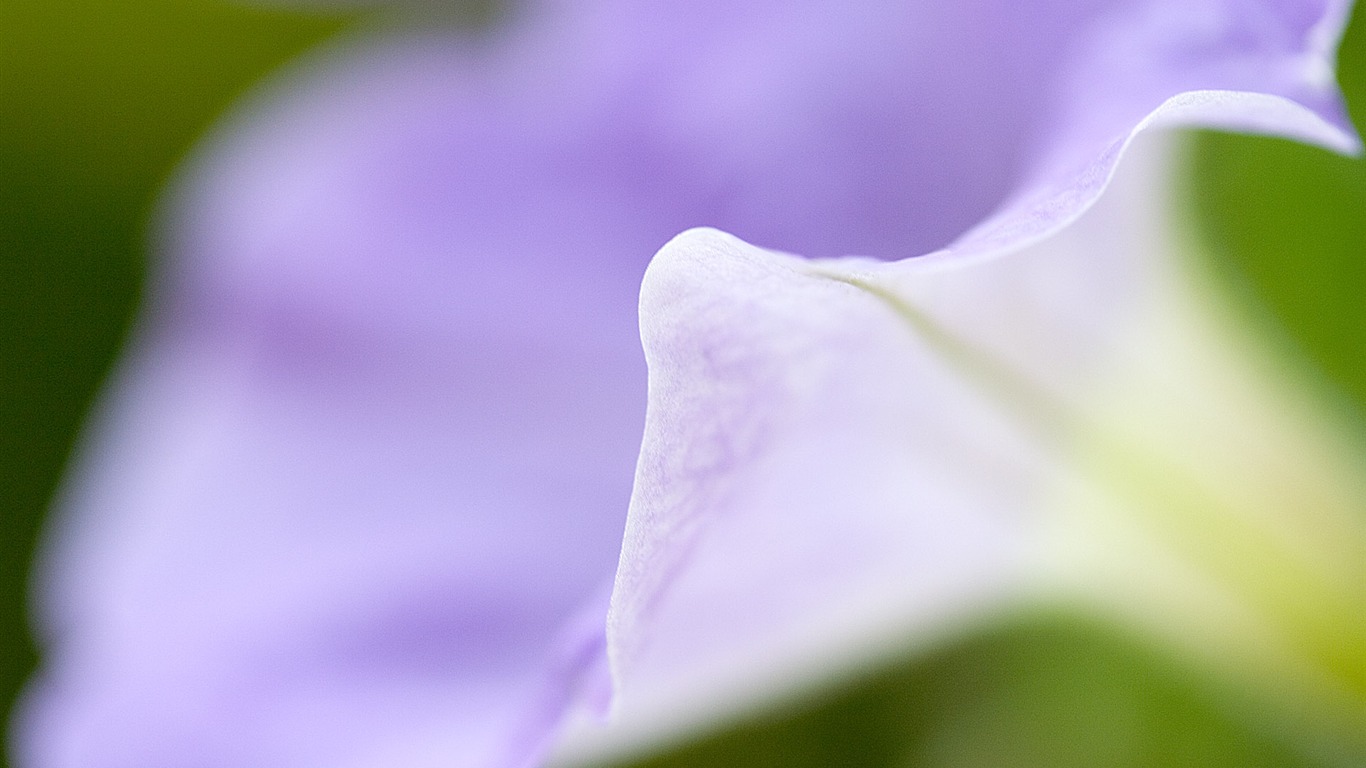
[11,1,1362,767]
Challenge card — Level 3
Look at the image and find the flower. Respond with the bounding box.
[12,1,1362,767]
[584,137,1366,763]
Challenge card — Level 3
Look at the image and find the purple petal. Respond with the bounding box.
[580,10,1362,744]
[578,0,1361,748]
[949,0,1360,258]
[17,33,653,768]
[579,136,1171,755]
[582,130,1366,762]
[563,0,1357,260]
[17,0,1361,765]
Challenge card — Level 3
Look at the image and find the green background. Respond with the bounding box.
[1,2,1363,766]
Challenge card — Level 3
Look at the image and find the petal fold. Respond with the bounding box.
[560,133,1180,761]
[568,127,1364,761]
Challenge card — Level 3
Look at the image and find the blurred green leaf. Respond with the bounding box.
[607,612,1335,768]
